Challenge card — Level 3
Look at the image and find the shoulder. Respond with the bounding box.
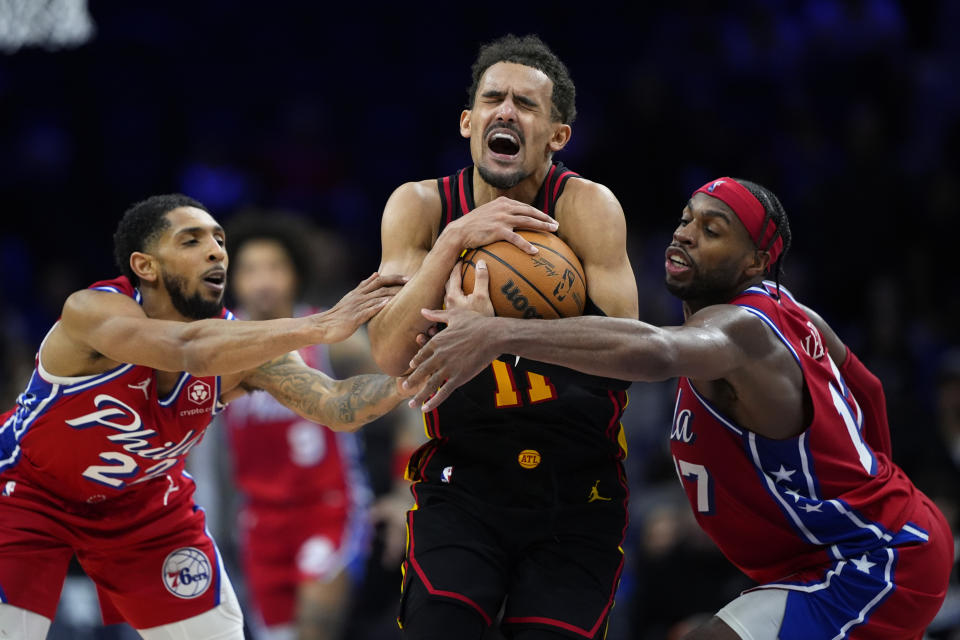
[381,179,444,244]
[62,286,146,321]
[555,178,625,230]
[685,303,783,358]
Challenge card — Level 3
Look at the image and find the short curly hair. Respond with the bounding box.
[467,34,577,124]
[113,194,207,285]
[226,211,315,299]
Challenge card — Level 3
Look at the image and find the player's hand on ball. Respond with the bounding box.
[444,196,558,255]
[316,272,408,343]
[446,259,494,316]
[403,306,499,411]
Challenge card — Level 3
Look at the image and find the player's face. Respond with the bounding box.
[154,207,227,319]
[664,192,758,305]
[231,239,297,320]
[461,62,569,190]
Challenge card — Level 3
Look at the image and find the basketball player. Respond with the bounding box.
[368,34,639,639]
[0,194,412,640]
[220,213,414,640]
[404,178,953,638]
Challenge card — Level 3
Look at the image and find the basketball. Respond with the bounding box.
[460,230,586,319]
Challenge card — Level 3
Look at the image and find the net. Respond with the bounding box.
[0,0,95,53]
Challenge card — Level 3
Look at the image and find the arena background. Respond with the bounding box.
[0,1,958,638]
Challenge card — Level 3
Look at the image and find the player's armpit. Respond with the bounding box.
[243,352,407,431]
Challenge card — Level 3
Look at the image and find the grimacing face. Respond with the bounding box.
[231,238,298,320]
[151,206,227,320]
[460,61,570,190]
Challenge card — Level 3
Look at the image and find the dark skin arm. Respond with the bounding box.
[405,269,806,440]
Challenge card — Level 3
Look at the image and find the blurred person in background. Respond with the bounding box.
[0,194,410,640]
[195,211,422,640]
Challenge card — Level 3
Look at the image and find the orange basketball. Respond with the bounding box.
[460,230,586,319]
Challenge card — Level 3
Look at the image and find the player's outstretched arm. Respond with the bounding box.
[404,277,767,411]
[368,182,560,376]
[56,272,405,377]
[241,351,409,432]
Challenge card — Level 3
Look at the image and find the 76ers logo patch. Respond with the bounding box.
[187,380,211,405]
[162,547,212,599]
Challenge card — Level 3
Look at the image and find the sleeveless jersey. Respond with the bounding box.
[669,281,928,584]
[409,163,631,507]
[221,306,369,508]
[0,276,234,504]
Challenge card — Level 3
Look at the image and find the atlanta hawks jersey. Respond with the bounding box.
[408,163,631,507]
[222,306,370,507]
[669,281,929,585]
[0,275,234,504]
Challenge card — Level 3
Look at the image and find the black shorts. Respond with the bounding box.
[399,483,628,639]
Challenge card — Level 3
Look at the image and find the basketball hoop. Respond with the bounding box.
[0,0,95,53]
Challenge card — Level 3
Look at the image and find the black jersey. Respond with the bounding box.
[407,163,631,507]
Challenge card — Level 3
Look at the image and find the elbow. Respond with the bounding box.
[615,334,675,382]
[369,332,413,377]
[180,342,219,377]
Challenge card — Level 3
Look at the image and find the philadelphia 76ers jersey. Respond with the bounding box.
[0,276,235,504]
[669,281,928,585]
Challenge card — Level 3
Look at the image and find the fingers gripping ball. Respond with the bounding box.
[461,230,586,319]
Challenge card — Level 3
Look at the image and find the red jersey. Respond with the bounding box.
[669,281,928,585]
[221,306,370,508]
[0,276,234,504]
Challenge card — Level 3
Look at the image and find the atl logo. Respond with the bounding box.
[187,380,210,405]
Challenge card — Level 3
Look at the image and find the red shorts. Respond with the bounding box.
[0,466,228,629]
[239,500,370,627]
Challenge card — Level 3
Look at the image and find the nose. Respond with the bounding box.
[673,222,695,246]
[208,238,226,263]
[494,96,517,122]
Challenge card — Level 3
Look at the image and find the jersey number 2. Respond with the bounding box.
[491,359,558,408]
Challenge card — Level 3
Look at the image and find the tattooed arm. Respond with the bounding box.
[240,351,408,432]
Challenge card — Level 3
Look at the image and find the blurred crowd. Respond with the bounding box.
[1,1,958,638]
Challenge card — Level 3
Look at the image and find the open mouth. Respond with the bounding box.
[485,124,523,158]
[664,247,693,275]
[202,270,226,290]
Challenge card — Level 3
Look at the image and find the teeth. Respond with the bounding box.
[492,132,518,143]
[670,256,688,266]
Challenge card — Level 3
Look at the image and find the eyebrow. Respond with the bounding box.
[480,89,540,109]
[176,225,225,237]
[685,199,732,224]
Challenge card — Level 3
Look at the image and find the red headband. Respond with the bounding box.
[693,177,783,265]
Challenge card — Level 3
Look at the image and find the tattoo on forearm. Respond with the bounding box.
[247,353,398,428]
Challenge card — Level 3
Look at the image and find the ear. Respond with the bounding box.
[460,109,472,139]
[130,251,159,284]
[547,123,572,152]
[744,250,771,278]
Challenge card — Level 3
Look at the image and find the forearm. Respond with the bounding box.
[269,372,405,432]
[174,316,324,376]
[493,315,673,382]
[369,235,463,374]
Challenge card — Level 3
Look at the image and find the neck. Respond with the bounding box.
[139,285,194,322]
[681,275,766,319]
[471,159,553,207]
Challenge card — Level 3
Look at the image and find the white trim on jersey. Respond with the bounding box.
[158,372,191,407]
[0,381,61,471]
[685,383,743,435]
[736,305,802,365]
[748,432,824,546]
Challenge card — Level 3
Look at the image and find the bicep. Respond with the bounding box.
[557,182,638,320]
[59,290,190,371]
[379,182,439,277]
